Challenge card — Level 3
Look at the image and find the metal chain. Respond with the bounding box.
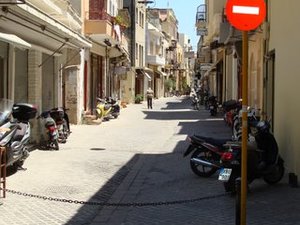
[2,188,229,207]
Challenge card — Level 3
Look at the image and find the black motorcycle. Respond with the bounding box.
[218,120,285,193]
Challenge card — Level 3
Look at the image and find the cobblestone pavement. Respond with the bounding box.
[1,96,300,225]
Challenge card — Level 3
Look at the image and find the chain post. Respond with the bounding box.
[235,177,241,225]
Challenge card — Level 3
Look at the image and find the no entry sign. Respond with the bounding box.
[226,0,266,31]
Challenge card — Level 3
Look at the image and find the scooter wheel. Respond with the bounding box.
[49,140,59,150]
[263,164,285,184]
[190,149,218,177]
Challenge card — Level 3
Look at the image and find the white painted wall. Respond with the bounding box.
[269,0,300,176]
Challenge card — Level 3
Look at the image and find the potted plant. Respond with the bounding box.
[135,94,143,104]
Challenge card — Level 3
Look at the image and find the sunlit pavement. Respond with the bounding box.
[1,96,299,225]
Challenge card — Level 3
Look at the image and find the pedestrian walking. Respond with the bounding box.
[146,87,154,109]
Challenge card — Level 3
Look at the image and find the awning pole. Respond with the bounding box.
[59,50,81,71]
[38,40,68,67]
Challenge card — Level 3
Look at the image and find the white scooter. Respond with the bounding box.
[0,99,37,170]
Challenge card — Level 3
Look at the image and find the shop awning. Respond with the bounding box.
[135,67,153,81]
[114,66,128,75]
[202,58,222,78]
[144,71,151,80]
[17,4,92,49]
[0,32,31,49]
[157,70,167,77]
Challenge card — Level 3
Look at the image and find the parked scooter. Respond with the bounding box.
[95,98,112,121]
[191,94,200,110]
[0,99,37,170]
[208,96,218,116]
[37,111,59,150]
[218,120,285,193]
[183,134,238,177]
[222,99,242,127]
[232,107,260,141]
[106,97,120,118]
[49,107,70,143]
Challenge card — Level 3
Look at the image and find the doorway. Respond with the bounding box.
[264,50,275,130]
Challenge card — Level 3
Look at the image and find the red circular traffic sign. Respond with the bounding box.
[226,0,266,31]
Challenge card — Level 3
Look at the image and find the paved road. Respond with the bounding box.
[1,96,299,225]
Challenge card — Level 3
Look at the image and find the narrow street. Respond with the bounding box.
[1,97,299,225]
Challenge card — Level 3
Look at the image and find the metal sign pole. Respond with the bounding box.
[241,30,249,225]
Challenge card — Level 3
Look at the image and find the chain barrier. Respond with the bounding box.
[1,188,229,207]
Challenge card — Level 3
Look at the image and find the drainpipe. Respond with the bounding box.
[263,0,270,119]
[106,46,110,97]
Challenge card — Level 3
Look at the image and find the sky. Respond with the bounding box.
[149,0,204,50]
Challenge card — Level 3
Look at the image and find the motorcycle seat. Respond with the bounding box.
[192,135,232,148]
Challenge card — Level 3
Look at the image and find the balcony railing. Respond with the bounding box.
[196,3,207,33]
[196,4,207,23]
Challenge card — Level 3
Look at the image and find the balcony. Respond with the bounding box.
[26,0,82,32]
[196,4,207,29]
[84,10,114,36]
[146,54,165,66]
[167,39,177,51]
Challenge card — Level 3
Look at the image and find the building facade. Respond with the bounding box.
[0,0,91,142]
[196,0,300,180]
[145,9,167,98]
[83,0,130,113]
[267,0,300,178]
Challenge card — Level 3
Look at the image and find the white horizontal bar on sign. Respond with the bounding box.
[232,5,260,15]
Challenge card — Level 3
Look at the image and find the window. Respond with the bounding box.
[136,8,138,23]
[89,0,105,20]
[141,45,144,66]
[139,45,142,67]
[139,11,142,26]
[141,12,144,28]
[150,40,154,55]
[109,0,112,14]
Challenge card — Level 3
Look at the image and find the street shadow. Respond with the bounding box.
[64,144,235,225]
[65,155,140,225]
[143,96,223,121]
[160,97,193,110]
[142,110,208,120]
[177,120,232,138]
[64,101,235,225]
[63,99,298,225]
